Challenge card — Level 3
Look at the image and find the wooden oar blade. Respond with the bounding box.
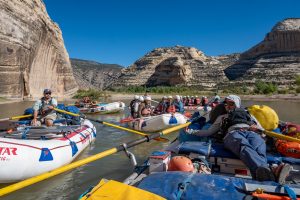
[120,117,134,123]
[154,137,169,142]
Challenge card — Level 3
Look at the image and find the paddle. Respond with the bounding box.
[88,119,168,142]
[0,107,79,122]
[0,114,33,122]
[53,108,80,117]
[0,121,191,197]
[120,116,135,123]
[263,129,300,143]
[55,107,168,142]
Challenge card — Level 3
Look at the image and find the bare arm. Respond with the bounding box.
[189,114,226,137]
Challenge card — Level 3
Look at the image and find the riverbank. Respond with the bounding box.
[108,93,300,102]
[0,93,299,104]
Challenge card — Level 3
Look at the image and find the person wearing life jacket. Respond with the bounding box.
[185,96,190,106]
[166,96,176,113]
[130,95,139,118]
[210,95,221,109]
[138,96,152,117]
[194,96,201,105]
[154,96,167,115]
[185,94,291,184]
[201,96,209,107]
[189,96,194,105]
[172,95,184,113]
[182,96,186,106]
[90,101,98,108]
[31,89,58,127]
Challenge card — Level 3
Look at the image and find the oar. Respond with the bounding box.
[53,108,80,117]
[0,108,80,122]
[55,108,167,142]
[263,129,300,143]
[0,114,33,122]
[0,121,191,197]
[88,119,168,142]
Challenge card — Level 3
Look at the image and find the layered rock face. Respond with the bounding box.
[225,18,300,85]
[114,18,299,89]
[0,0,78,98]
[114,46,239,89]
[71,59,123,90]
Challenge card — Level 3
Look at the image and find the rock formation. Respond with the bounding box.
[112,18,300,90]
[0,0,78,99]
[113,46,239,89]
[225,18,300,86]
[71,58,123,90]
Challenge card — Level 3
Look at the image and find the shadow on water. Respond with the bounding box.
[0,99,299,199]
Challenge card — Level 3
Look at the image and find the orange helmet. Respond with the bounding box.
[167,156,194,172]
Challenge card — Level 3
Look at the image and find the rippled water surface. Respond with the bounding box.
[0,99,299,199]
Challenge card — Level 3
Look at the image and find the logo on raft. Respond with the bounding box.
[0,147,17,156]
[0,147,17,161]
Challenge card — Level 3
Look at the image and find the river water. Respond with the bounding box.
[0,99,299,200]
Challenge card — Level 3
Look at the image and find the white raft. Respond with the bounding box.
[0,119,96,183]
[81,102,126,114]
[129,113,188,132]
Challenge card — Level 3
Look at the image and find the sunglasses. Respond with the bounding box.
[44,93,51,95]
[224,101,235,106]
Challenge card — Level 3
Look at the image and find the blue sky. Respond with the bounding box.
[44,0,300,67]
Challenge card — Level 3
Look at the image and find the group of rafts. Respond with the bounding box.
[79,104,300,200]
[0,99,300,200]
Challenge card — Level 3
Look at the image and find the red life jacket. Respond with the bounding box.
[167,105,176,113]
[155,104,163,113]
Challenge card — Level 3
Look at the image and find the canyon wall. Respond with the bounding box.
[0,0,78,99]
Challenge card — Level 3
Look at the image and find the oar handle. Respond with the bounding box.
[0,114,33,122]
[89,119,148,137]
[54,108,80,117]
[161,122,191,135]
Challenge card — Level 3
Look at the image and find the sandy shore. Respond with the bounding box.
[0,93,299,104]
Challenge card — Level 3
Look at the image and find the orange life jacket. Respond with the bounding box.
[275,122,300,158]
[252,191,300,200]
[276,139,300,158]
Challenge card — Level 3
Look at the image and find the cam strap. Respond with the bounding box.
[176,173,195,200]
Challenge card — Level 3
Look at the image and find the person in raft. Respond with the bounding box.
[31,89,58,127]
[185,94,291,184]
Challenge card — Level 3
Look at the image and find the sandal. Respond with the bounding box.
[273,163,292,185]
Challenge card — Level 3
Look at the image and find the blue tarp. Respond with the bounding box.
[138,172,299,200]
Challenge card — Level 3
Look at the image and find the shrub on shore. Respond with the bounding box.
[73,89,109,100]
[254,80,277,94]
